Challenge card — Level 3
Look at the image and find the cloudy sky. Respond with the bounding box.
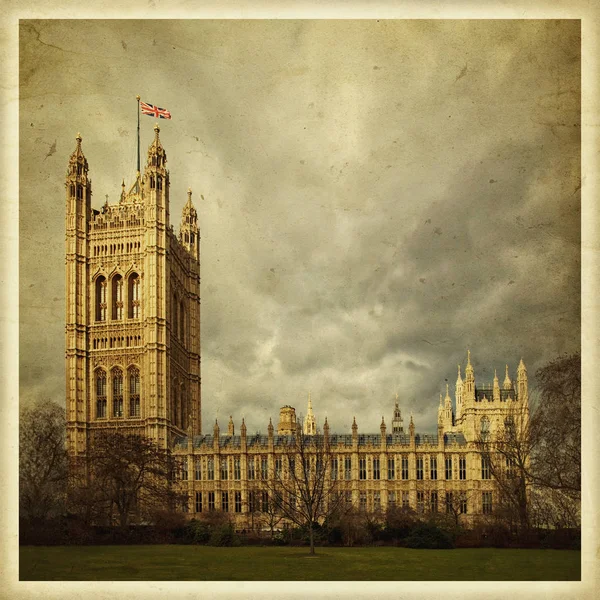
[19,20,580,434]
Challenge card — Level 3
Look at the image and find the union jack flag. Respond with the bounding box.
[140,101,172,119]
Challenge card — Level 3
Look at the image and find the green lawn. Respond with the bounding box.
[19,545,581,581]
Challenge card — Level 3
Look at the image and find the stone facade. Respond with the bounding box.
[172,352,529,525]
[65,127,201,457]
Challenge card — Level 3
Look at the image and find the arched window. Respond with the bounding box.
[181,384,187,431]
[112,274,123,320]
[173,295,179,338]
[129,367,140,417]
[179,299,185,341]
[128,273,140,318]
[96,370,107,418]
[112,368,123,417]
[504,416,515,437]
[95,276,107,322]
[172,382,179,428]
[480,416,490,441]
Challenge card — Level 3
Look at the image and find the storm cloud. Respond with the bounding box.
[19,20,580,434]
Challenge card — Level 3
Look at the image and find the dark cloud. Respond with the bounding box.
[19,20,580,435]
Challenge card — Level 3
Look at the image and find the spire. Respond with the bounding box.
[146,122,167,168]
[228,415,234,436]
[456,364,463,383]
[445,383,450,400]
[180,188,199,257]
[352,416,358,435]
[439,393,443,407]
[465,349,474,377]
[503,364,512,390]
[518,357,527,373]
[303,391,317,435]
[213,419,220,437]
[67,132,88,176]
[268,417,274,435]
[241,418,247,436]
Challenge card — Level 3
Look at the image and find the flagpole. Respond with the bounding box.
[136,95,141,182]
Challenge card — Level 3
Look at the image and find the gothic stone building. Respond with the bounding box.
[65,126,201,458]
[65,132,529,525]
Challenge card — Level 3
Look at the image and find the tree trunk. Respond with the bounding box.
[309,522,315,555]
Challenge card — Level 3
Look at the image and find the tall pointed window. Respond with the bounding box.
[96,370,107,418]
[112,275,123,320]
[112,368,123,417]
[128,367,140,417]
[480,416,490,441]
[180,385,187,430]
[179,299,185,341]
[95,276,107,322]
[173,295,179,338]
[128,273,140,318]
[172,383,179,428]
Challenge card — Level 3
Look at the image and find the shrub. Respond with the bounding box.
[209,522,241,547]
[404,522,455,549]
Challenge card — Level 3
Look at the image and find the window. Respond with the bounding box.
[96,370,107,418]
[195,491,202,513]
[482,491,493,514]
[179,300,185,340]
[481,456,491,480]
[430,456,438,480]
[220,458,228,480]
[416,457,424,480]
[331,458,338,480]
[417,491,425,514]
[373,457,380,480]
[261,491,269,513]
[430,491,438,513]
[112,275,123,320]
[275,457,282,479]
[388,457,395,480]
[345,491,353,507]
[248,491,256,513]
[481,416,490,441]
[388,491,396,506]
[194,458,201,481]
[374,491,381,511]
[235,491,242,513]
[402,491,410,509]
[247,457,255,480]
[445,456,453,480]
[182,496,189,513]
[459,493,467,514]
[222,492,229,512]
[288,458,295,479]
[181,459,188,481]
[344,456,352,480]
[128,367,140,417]
[401,456,409,480]
[208,491,215,511]
[506,457,516,479]
[261,457,268,480]
[359,491,367,511]
[95,276,107,321]
[459,457,466,480]
[359,458,367,480]
[112,368,123,417]
[234,458,241,480]
[128,273,140,319]
[445,492,453,514]
[207,458,214,480]
[505,416,515,437]
[289,492,296,510]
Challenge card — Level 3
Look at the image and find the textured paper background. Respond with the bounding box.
[2,2,599,599]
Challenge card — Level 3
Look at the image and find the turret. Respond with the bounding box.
[409,413,415,449]
[503,364,512,390]
[240,418,247,451]
[213,419,220,451]
[517,358,528,402]
[380,416,387,450]
[493,369,500,402]
[143,123,169,225]
[180,188,199,259]
[228,415,234,436]
[303,392,317,435]
[437,393,444,425]
[444,383,453,427]
[392,393,404,433]
[464,350,476,403]
[455,365,464,420]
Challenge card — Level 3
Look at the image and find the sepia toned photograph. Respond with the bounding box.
[13,16,588,591]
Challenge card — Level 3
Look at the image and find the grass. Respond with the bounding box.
[20,545,581,581]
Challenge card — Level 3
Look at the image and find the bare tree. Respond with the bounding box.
[19,400,68,524]
[262,425,345,554]
[70,430,186,527]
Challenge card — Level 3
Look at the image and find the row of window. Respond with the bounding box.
[95,366,140,419]
[177,455,486,482]
[92,241,142,258]
[185,490,493,516]
[95,272,140,321]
